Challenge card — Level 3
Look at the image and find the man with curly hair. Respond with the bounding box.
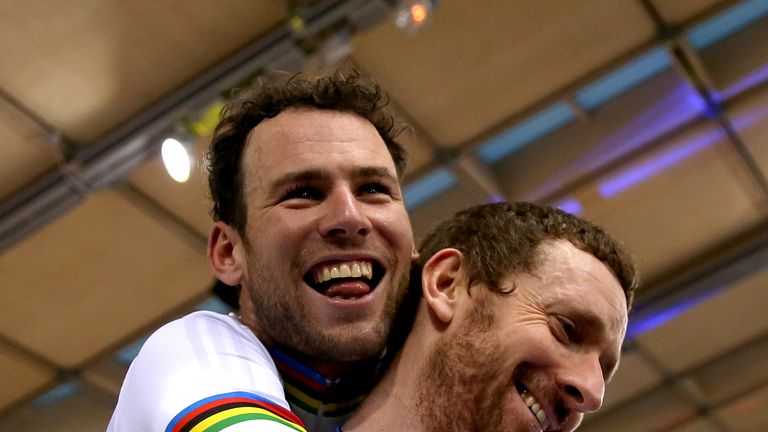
[342,202,637,432]
[108,71,418,432]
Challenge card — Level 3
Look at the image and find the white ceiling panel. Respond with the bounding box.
[601,349,664,410]
[0,190,212,367]
[727,79,768,179]
[409,183,482,244]
[698,14,768,97]
[492,70,696,202]
[573,121,766,281]
[0,103,58,200]
[686,331,768,405]
[652,0,724,25]
[396,121,437,179]
[352,0,655,147]
[668,418,722,432]
[637,265,768,372]
[712,384,768,432]
[0,346,55,413]
[581,385,697,432]
[0,0,284,141]
[0,386,114,432]
[80,358,129,400]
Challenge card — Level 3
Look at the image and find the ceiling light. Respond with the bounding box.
[161,137,192,183]
[395,0,436,34]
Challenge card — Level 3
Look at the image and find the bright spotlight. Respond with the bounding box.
[161,137,191,183]
[395,0,435,34]
[410,3,427,23]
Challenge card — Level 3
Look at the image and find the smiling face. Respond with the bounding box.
[418,240,628,432]
[229,108,416,363]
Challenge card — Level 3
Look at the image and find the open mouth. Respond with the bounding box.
[303,260,385,300]
[514,380,550,430]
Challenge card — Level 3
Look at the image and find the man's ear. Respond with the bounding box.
[208,221,246,286]
[421,248,467,325]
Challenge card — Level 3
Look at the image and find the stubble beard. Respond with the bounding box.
[416,296,515,432]
[243,249,410,362]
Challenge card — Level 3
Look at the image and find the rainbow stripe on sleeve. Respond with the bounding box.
[165,391,307,432]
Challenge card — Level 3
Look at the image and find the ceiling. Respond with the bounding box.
[1,0,768,430]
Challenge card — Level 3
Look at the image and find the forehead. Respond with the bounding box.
[526,240,628,338]
[242,108,396,186]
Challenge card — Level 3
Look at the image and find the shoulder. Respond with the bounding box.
[109,311,291,431]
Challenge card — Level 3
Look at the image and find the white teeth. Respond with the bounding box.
[519,389,549,430]
[523,393,534,406]
[313,261,374,284]
[340,264,352,278]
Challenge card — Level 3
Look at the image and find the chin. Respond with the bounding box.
[319,325,388,360]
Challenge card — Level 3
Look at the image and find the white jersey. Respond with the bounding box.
[107,311,306,432]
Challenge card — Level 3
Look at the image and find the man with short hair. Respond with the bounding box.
[342,202,638,432]
[108,72,418,432]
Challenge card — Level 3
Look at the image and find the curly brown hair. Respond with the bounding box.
[207,70,406,235]
[418,202,638,308]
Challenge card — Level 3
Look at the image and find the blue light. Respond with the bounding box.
[688,0,768,49]
[575,48,671,111]
[404,167,457,210]
[530,83,704,200]
[596,104,767,198]
[554,198,583,215]
[597,127,723,197]
[722,61,768,99]
[116,335,150,364]
[627,286,724,339]
[195,296,233,314]
[33,381,80,407]
[476,103,574,164]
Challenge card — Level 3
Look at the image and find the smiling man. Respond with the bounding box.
[108,72,418,432]
[342,202,638,432]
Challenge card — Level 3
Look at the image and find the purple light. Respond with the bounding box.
[627,286,724,339]
[723,62,768,99]
[555,198,583,215]
[598,128,724,197]
[531,82,705,200]
[598,108,766,198]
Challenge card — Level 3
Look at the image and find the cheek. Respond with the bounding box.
[377,208,414,244]
[254,210,314,238]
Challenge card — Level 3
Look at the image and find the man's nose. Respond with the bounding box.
[319,188,372,238]
[557,353,605,413]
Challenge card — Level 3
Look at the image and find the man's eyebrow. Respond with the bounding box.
[571,309,605,335]
[351,166,399,183]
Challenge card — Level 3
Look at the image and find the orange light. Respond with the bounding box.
[410,3,427,24]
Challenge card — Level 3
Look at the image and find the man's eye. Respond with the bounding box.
[555,317,576,343]
[358,182,391,195]
[283,186,321,201]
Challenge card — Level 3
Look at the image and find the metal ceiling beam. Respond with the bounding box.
[0,0,392,255]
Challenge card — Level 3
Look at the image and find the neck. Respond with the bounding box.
[343,322,432,432]
[240,311,367,380]
[308,359,358,380]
